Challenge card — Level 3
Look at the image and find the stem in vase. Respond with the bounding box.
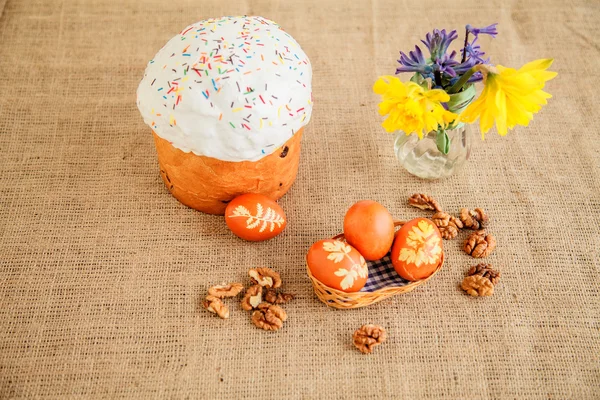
[436,128,450,155]
[448,68,476,94]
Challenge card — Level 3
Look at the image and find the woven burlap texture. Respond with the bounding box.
[0,0,598,398]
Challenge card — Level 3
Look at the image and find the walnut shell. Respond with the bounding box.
[431,211,464,240]
[202,295,230,319]
[241,285,263,311]
[264,289,294,304]
[467,263,501,285]
[461,275,494,297]
[208,283,244,298]
[353,324,387,354]
[251,303,287,331]
[248,267,282,288]
[460,208,489,230]
[464,230,496,258]
[408,193,442,212]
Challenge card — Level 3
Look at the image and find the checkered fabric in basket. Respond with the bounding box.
[361,253,409,292]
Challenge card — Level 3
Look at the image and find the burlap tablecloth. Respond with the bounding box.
[1,0,599,398]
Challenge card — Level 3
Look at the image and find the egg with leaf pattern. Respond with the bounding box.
[225,194,286,241]
[307,239,368,292]
[391,218,443,281]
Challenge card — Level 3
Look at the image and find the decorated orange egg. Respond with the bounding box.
[343,200,395,261]
[307,239,368,292]
[225,194,286,241]
[391,218,443,281]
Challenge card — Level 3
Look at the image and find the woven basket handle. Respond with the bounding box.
[331,220,406,240]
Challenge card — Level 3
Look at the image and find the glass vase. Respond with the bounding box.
[394,124,473,180]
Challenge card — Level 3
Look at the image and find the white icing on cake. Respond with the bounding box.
[136,16,313,162]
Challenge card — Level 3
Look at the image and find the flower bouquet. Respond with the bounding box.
[374,24,557,179]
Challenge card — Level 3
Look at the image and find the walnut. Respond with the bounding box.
[202,295,230,319]
[467,263,501,285]
[464,230,496,258]
[431,211,464,239]
[353,324,386,354]
[460,207,489,230]
[461,275,494,297]
[208,283,244,298]
[264,289,294,304]
[251,303,287,331]
[248,267,282,288]
[240,285,263,311]
[408,193,442,212]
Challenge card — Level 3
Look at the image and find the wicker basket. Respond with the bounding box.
[307,220,445,309]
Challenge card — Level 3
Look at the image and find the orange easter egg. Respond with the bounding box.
[391,218,443,281]
[343,200,395,260]
[225,194,286,241]
[307,239,368,292]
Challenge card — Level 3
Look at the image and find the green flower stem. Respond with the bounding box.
[436,128,450,155]
[448,67,476,94]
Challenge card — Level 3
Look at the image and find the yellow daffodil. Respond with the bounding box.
[373,76,457,138]
[461,59,557,137]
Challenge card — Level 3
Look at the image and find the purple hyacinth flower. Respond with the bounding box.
[432,51,459,78]
[468,71,483,83]
[421,29,459,61]
[453,56,479,75]
[461,39,488,63]
[396,45,433,75]
[466,23,498,38]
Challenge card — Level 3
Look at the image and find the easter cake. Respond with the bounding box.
[137,16,312,214]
